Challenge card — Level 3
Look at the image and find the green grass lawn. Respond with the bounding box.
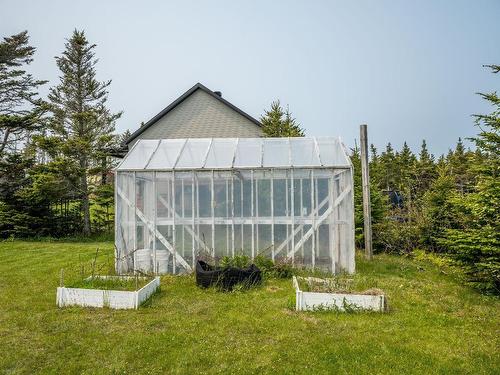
[0,241,498,374]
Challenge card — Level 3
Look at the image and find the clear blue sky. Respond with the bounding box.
[2,0,499,155]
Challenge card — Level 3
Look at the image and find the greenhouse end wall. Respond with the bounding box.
[115,168,354,275]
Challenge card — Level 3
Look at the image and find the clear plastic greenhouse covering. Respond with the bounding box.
[115,137,355,275]
[116,137,351,171]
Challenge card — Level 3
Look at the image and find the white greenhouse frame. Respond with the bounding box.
[115,137,355,275]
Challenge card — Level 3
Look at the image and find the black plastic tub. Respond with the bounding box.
[195,260,262,290]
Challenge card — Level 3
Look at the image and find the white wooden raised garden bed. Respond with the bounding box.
[56,276,160,309]
[293,276,386,312]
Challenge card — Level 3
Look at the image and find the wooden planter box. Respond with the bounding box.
[56,276,160,310]
[293,276,385,312]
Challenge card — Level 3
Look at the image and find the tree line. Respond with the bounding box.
[0,30,498,294]
[0,30,125,237]
[261,70,499,294]
[349,66,499,294]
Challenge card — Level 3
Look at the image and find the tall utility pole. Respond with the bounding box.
[360,124,373,260]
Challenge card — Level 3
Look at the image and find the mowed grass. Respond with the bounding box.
[0,241,498,374]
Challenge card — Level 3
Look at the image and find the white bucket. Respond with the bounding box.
[134,248,152,273]
[155,250,170,274]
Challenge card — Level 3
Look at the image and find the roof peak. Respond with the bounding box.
[126,82,261,144]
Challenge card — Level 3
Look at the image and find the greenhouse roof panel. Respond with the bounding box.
[290,137,321,167]
[116,139,160,170]
[175,138,212,169]
[233,138,262,168]
[146,139,186,169]
[116,137,351,171]
[316,137,350,166]
[262,138,290,167]
[204,138,238,169]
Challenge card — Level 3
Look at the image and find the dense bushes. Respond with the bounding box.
[220,255,294,279]
[356,142,499,294]
[356,65,500,294]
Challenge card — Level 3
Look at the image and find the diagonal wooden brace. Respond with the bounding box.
[117,187,192,272]
[287,185,351,258]
[157,195,211,253]
[273,195,330,256]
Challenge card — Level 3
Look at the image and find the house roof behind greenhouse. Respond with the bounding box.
[116,137,351,171]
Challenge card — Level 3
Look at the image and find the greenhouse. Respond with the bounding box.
[115,137,355,275]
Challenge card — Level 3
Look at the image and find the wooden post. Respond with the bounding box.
[360,124,373,260]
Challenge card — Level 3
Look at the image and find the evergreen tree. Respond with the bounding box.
[447,138,473,193]
[396,142,417,201]
[92,183,114,232]
[414,140,437,198]
[437,64,500,293]
[378,143,396,190]
[118,129,131,147]
[46,30,122,235]
[472,64,500,157]
[369,144,382,184]
[421,167,458,249]
[0,31,46,158]
[351,145,386,249]
[260,100,305,137]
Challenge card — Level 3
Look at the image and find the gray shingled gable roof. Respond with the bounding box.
[126,83,262,145]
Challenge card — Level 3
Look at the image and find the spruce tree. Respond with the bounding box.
[47,30,121,235]
[396,142,416,199]
[0,31,46,157]
[378,143,396,190]
[369,144,382,184]
[414,140,437,197]
[447,138,472,193]
[437,64,500,293]
[260,100,305,137]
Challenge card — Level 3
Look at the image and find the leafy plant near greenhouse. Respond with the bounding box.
[219,254,294,279]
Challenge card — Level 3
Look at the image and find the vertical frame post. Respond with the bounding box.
[251,170,255,260]
[153,171,157,274]
[172,171,176,274]
[240,177,244,253]
[291,169,295,264]
[255,175,259,255]
[315,174,319,264]
[114,171,119,274]
[196,174,200,253]
[270,170,274,261]
[133,171,137,273]
[231,176,235,257]
[226,178,229,255]
[328,174,335,273]
[181,178,185,257]
[310,170,315,269]
[360,124,373,260]
[192,172,195,268]
[285,175,289,255]
[211,170,215,257]
[300,178,304,258]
